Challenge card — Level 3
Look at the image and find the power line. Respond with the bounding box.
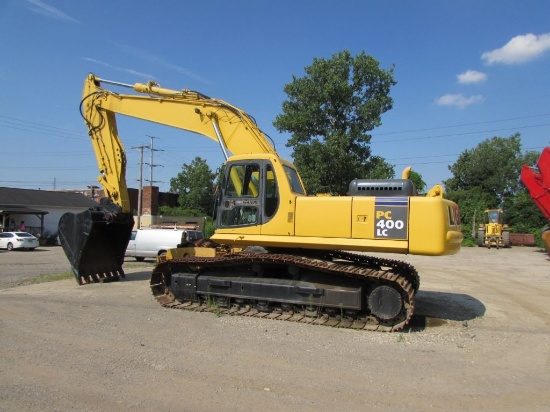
[373,113,550,136]
[3,112,550,146]
[0,116,88,140]
[372,123,550,144]
[2,115,548,190]
[385,145,546,161]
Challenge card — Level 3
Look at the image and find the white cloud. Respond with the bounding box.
[457,70,487,84]
[482,33,550,65]
[112,43,211,84]
[82,58,156,80]
[435,93,484,109]
[26,0,79,23]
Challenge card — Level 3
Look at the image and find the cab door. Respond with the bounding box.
[217,161,262,231]
[216,160,279,233]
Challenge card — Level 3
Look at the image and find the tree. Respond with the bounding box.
[445,134,525,206]
[408,170,427,194]
[444,134,546,235]
[170,157,216,216]
[273,50,396,194]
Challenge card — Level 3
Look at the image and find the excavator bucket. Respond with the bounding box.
[58,207,134,284]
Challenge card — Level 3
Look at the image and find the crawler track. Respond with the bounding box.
[150,251,419,332]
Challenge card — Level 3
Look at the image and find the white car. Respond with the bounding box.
[0,232,39,251]
[125,229,204,261]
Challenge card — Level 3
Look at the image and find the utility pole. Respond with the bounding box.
[87,185,100,201]
[145,135,164,187]
[132,145,150,229]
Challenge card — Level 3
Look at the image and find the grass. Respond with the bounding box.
[124,261,156,268]
[15,260,154,287]
[19,272,74,286]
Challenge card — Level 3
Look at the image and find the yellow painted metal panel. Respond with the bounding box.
[351,197,376,239]
[211,233,409,254]
[294,197,352,238]
[163,246,217,261]
[408,197,462,255]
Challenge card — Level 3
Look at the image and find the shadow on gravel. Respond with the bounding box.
[5,248,48,252]
[532,248,550,261]
[120,270,153,282]
[406,290,486,332]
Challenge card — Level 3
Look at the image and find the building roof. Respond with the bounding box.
[0,187,99,209]
[0,206,49,215]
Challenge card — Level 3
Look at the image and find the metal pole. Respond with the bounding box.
[137,146,144,229]
[132,145,149,229]
[145,135,163,187]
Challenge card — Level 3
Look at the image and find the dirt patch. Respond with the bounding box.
[1,246,549,411]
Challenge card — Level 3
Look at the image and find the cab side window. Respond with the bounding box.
[264,163,278,218]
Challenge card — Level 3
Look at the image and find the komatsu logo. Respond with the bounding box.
[375,198,408,239]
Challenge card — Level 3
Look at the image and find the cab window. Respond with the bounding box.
[284,165,305,194]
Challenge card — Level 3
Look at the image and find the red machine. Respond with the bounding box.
[521,147,550,254]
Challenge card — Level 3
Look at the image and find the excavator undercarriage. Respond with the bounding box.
[151,250,418,332]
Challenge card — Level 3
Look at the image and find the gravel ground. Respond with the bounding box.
[0,246,549,411]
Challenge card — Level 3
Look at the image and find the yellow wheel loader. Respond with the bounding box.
[477,209,510,249]
[58,74,463,332]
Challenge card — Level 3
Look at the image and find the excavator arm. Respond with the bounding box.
[59,74,297,283]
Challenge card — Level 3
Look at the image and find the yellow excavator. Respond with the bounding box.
[58,73,463,332]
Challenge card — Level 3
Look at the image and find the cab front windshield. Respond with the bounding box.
[487,210,501,223]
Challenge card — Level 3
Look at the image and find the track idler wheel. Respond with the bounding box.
[368,285,404,321]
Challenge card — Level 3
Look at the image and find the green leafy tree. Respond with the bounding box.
[170,157,216,216]
[444,134,525,225]
[445,134,525,201]
[273,50,396,194]
[408,170,427,194]
[444,135,547,246]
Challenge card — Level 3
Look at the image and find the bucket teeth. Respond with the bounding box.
[78,271,123,284]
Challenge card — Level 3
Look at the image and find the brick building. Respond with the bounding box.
[74,186,178,216]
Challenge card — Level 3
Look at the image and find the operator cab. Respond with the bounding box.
[216,159,305,228]
[485,209,503,224]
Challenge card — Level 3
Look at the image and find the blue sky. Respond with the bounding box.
[1,0,549,193]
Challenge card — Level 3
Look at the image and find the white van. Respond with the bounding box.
[125,228,204,261]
